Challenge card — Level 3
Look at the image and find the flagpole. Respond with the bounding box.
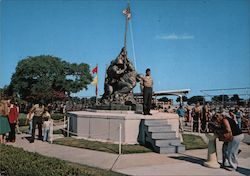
[124,16,128,49]
[124,3,130,50]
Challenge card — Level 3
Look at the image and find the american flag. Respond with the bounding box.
[123,7,131,20]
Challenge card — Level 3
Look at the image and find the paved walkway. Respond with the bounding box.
[8,134,250,176]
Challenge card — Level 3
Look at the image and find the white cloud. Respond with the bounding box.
[156,33,194,40]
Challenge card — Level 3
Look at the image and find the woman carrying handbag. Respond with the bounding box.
[213,113,244,171]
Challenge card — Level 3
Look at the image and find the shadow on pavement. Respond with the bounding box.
[22,136,33,143]
[170,154,250,175]
[237,167,250,176]
[169,154,205,166]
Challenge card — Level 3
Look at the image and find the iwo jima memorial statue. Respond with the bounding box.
[68,4,186,154]
[99,46,142,111]
[98,5,142,112]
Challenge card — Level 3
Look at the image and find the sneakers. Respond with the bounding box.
[238,149,242,154]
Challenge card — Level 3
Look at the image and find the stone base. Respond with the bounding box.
[93,104,131,111]
[93,103,143,113]
[67,110,179,144]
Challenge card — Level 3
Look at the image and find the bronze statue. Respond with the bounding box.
[101,47,141,106]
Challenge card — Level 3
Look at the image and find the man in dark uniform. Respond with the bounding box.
[141,68,153,115]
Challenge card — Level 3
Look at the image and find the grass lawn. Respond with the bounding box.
[54,137,152,154]
[182,134,208,150]
[0,144,124,176]
[54,134,207,154]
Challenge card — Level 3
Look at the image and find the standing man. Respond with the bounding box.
[201,103,210,132]
[141,68,153,115]
[177,105,186,132]
[235,107,242,129]
[29,101,44,143]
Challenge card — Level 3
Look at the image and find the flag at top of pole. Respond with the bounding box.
[123,6,131,20]
[123,3,131,49]
[92,65,98,74]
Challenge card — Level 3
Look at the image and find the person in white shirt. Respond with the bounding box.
[42,109,52,142]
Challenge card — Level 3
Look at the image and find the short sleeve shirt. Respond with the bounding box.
[31,104,44,117]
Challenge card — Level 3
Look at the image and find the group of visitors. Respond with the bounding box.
[26,100,53,143]
[0,100,19,143]
[0,98,53,144]
[176,102,246,171]
[176,102,249,133]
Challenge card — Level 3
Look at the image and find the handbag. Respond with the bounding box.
[219,132,233,142]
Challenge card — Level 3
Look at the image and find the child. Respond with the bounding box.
[42,109,52,142]
[25,112,34,135]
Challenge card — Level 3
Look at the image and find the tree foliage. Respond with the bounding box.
[0,86,9,99]
[9,55,92,102]
[187,96,204,105]
[229,94,242,102]
[158,97,169,102]
[176,96,188,102]
[211,94,229,102]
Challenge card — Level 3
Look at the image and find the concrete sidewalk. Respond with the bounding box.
[8,134,250,176]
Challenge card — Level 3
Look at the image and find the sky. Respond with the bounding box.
[0,0,250,99]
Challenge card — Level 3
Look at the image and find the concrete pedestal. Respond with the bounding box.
[203,133,220,168]
[67,110,179,144]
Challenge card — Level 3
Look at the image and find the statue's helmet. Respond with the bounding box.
[116,56,124,65]
[120,47,127,56]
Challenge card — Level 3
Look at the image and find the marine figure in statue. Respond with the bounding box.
[101,47,141,106]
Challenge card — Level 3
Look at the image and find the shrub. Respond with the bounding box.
[0,144,123,176]
[18,113,65,126]
[51,113,65,120]
[18,113,27,126]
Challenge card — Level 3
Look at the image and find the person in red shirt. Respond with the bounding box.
[8,100,19,142]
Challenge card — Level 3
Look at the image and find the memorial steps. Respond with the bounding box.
[143,119,185,154]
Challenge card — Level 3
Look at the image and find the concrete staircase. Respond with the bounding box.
[139,119,185,154]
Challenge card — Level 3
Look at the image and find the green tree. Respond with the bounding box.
[230,94,242,102]
[176,96,188,102]
[0,86,9,99]
[158,97,169,102]
[187,96,204,105]
[9,55,92,102]
[0,85,15,100]
[212,95,229,102]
